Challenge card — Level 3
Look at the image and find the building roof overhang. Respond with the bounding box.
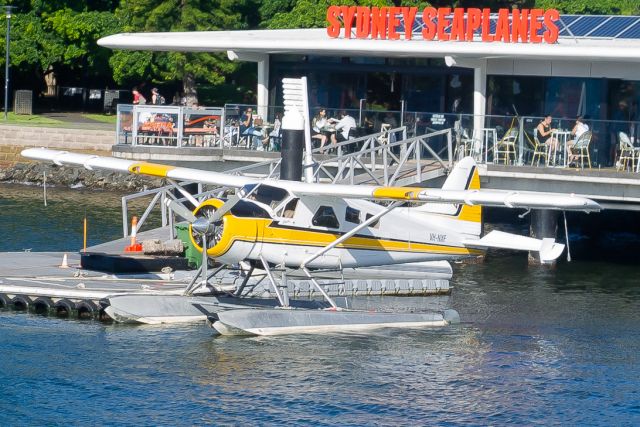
[98,28,640,63]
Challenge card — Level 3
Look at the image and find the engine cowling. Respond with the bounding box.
[188,198,261,264]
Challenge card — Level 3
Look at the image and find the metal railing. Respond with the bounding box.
[116,104,226,148]
[312,126,452,186]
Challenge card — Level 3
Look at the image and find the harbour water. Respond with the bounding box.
[1,184,639,425]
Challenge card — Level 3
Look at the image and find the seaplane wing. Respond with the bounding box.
[21,148,600,212]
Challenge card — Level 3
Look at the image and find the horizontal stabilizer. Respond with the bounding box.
[463,230,565,262]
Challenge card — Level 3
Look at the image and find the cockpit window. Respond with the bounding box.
[230,200,271,218]
[345,206,361,224]
[281,198,299,218]
[312,205,340,229]
[245,185,289,209]
[365,213,380,229]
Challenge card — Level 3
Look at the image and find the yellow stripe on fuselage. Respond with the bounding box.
[206,214,482,258]
[372,187,424,200]
[128,162,176,177]
[262,224,479,254]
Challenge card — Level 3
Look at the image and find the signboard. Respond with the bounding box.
[326,7,560,44]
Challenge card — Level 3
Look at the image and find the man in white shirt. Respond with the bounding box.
[330,110,356,145]
[568,116,589,165]
[572,116,589,139]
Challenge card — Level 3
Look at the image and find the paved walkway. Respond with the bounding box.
[39,112,113,130]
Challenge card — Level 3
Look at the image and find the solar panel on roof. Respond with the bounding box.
[557,14,581,34]
[589,16,638,37]
[404,12,640,40]
[618,20,640,38]
[566,16,609,36]
[489,18,497,34]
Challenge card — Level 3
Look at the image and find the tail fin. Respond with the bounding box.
[412,157,482,236]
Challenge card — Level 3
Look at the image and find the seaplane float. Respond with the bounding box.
[21,146,600,336]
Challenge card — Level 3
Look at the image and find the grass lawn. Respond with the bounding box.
[82,113,118,124]
[1,112,63,125]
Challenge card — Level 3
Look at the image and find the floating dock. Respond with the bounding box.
[0,251,189,320]
[0,228,450,323]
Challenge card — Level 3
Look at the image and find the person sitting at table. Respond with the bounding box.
[262,113,282,151]
[536,114,558,163]
[330,110,356,148]
[239,107,263,149]
[311,108,329,150]
[202,119,218,147]
[567,116,589,165]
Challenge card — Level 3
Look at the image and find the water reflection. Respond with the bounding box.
[0,183,160,251]
[1,185,640,424]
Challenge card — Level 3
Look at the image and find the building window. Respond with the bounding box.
[312,206,340,229]
[345,206,360,224]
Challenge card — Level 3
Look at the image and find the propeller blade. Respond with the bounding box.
[165,199,197,223]
[210,195,241,222]
[201,232,208,285]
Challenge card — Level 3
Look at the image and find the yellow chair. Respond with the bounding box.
[531,129,549,167]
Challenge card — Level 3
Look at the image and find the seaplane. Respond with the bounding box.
[21,76,601,335]
[21,144,600,335]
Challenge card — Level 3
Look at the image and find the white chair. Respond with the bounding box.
[454,127,473,160]
[378,123,391,145]
[570,131,592,169]
[617,132,640,171]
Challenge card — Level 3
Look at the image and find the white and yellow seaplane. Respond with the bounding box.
[21,147,600,335]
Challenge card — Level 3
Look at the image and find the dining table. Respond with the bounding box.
[550,129,572,167]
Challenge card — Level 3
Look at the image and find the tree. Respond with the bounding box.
[1,1,119,93]
[112,0,253,106]
[535,0,639,15]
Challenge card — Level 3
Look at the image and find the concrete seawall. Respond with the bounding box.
[0,124,158,191]
[0,125,114,167]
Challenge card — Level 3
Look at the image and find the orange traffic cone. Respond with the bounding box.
[124,216,143,252]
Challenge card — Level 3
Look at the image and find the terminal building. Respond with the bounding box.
[100,10,640,118]
[100,9,640,165]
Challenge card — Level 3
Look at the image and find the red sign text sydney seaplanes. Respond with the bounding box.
[326,6,560,44]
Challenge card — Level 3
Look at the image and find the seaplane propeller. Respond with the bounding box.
[165,195,240,252]
[165,196,236,293]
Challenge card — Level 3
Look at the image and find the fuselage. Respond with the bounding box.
[191,184,483,269]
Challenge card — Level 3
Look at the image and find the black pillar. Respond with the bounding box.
[280,109,304,181]
[529,209,559,265]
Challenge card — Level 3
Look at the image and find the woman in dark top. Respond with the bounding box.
[537,114,558,155]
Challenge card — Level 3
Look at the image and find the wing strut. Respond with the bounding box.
[298,201,403,309]
[167,178,199,209]
[300,201,403,270]
[260,255,288,307]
